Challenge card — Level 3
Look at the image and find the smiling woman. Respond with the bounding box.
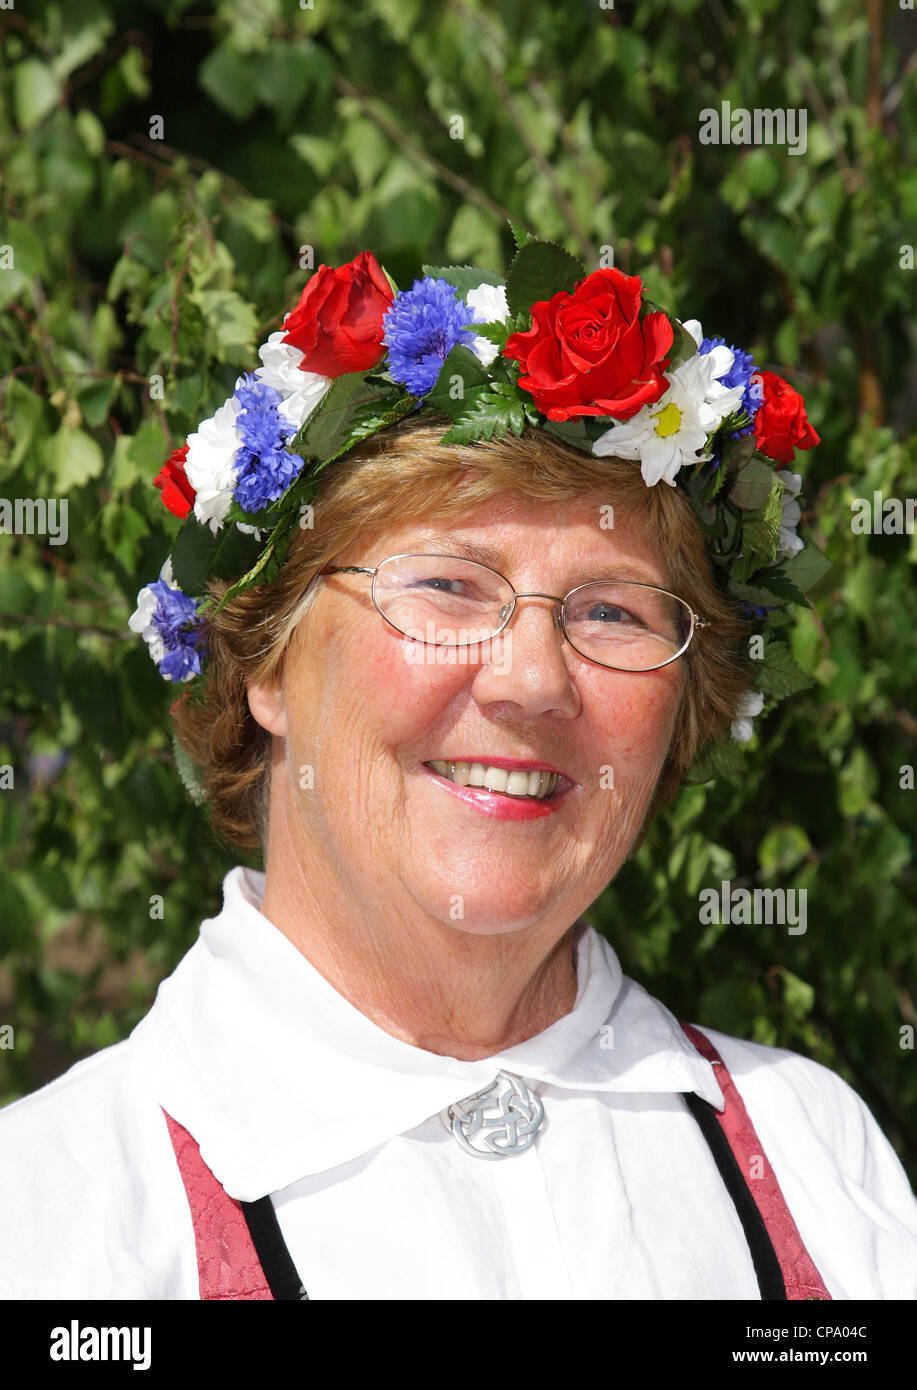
[1,243,915,1303]
[175,417,750,857]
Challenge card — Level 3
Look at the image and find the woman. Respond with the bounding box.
[1,241,915,1301]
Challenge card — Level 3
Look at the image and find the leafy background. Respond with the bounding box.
[1,0,915,1188]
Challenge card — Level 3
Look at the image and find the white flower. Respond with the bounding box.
[592,366,712,486]
[184,395,243,535]
[776,469,805,559]
[680,319,746,421]
[465,282,509,368]
[592,328,747,487]
[254,330,332,431]
[731,690,765,743]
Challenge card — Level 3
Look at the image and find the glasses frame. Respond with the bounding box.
[318,552,709,673]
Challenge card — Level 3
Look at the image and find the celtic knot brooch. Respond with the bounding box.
[441,1071,545,1159]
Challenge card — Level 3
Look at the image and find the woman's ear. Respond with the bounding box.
[247,678,287,737]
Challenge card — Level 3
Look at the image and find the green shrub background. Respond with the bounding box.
[1,0,915,1187]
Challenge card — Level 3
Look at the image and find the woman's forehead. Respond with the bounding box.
[362,501,671,584]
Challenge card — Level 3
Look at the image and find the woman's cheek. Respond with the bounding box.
[591,678,681,796]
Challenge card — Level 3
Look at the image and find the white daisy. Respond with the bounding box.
[254,330,332,431]
[592,368,713,486]
[184,395,243,535]
[465,282,510,368]
[776,470,805,559]
[731,690,765,743]
[680,319,746,422]
[592,329,746,487]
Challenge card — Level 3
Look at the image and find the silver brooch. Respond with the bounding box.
[441,1071,545,1159]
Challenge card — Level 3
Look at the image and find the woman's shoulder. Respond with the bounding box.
[688,1020,917,1211]
[0,1042,195,1299]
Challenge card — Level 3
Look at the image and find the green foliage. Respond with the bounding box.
[0,0,915,1193]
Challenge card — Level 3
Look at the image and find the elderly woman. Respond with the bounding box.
[1,240,916,1302]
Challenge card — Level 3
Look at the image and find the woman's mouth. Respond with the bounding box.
[420,761,574,820]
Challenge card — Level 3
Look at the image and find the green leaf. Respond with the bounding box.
[439,384,524,445]
[315,391,418,469]
[508,219,537,251]
[696,460,729,503]
[727,578,791,609]
[757,823,812,877]
[207,504,306,615]
[172,734,207,806]
[99,500,150,573]
[730,457,778,510]
[753,642,814,699]
[684,737,747,785]
[190,290,258,362]
[738,477,784,567]
[720,433,759,472]
[540,418,595,451]
[774,543,833,595]
[74,376,119,429]
[170,515,262,597]
[0,219,48,278]
[666,316,699,367]
[424,345,490,421]
[292,373,395,462]
[13,59,60,130]
[47,426,105,491]
[421,265,504,297]
[505,239,585,318]
[289,133,338,177]
[198,43,260,120]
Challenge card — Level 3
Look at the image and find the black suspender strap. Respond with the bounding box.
[682,1089,787,1300]
[240,1196,310,1301]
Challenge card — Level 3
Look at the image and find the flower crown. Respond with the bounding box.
[130,223,830,771]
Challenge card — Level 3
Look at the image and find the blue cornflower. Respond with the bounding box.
[232,373,304,513]
[700,336,763,437]
[144,579,208,682]
[381,278,477,396]
[741,602,776,620]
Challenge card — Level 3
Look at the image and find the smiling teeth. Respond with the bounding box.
[428,761,560,799]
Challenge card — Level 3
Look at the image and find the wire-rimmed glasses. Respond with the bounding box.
[318,552,709,673]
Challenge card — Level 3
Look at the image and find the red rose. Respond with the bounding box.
[154,444,195,520]
[281,250,394,376]
[752,371,820,464]
[502,268,674,422]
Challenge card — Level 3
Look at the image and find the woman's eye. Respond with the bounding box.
[417,578,467,594]
[591,604,643,626]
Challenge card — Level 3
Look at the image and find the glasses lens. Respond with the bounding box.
[374,554,512,646]
[562,582,692,671]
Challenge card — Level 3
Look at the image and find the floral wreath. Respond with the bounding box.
[129,222,830,783]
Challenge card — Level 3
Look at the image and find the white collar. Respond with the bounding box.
[129,866,724,1200]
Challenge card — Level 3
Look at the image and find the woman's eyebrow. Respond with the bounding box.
[407,533,664,585]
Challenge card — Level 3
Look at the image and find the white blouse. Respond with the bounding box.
[0,865,915,1301]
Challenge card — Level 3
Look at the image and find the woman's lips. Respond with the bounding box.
[420,762,574,821]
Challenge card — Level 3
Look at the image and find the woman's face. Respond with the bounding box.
[248,490,686,938]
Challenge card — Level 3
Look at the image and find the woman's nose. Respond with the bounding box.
[490,596,577,692]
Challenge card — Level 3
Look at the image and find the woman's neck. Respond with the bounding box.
[259,853,583,1060]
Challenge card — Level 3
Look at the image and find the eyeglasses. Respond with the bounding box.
[318,553,709,673]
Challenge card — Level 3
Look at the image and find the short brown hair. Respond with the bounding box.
[170,415,752,855]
